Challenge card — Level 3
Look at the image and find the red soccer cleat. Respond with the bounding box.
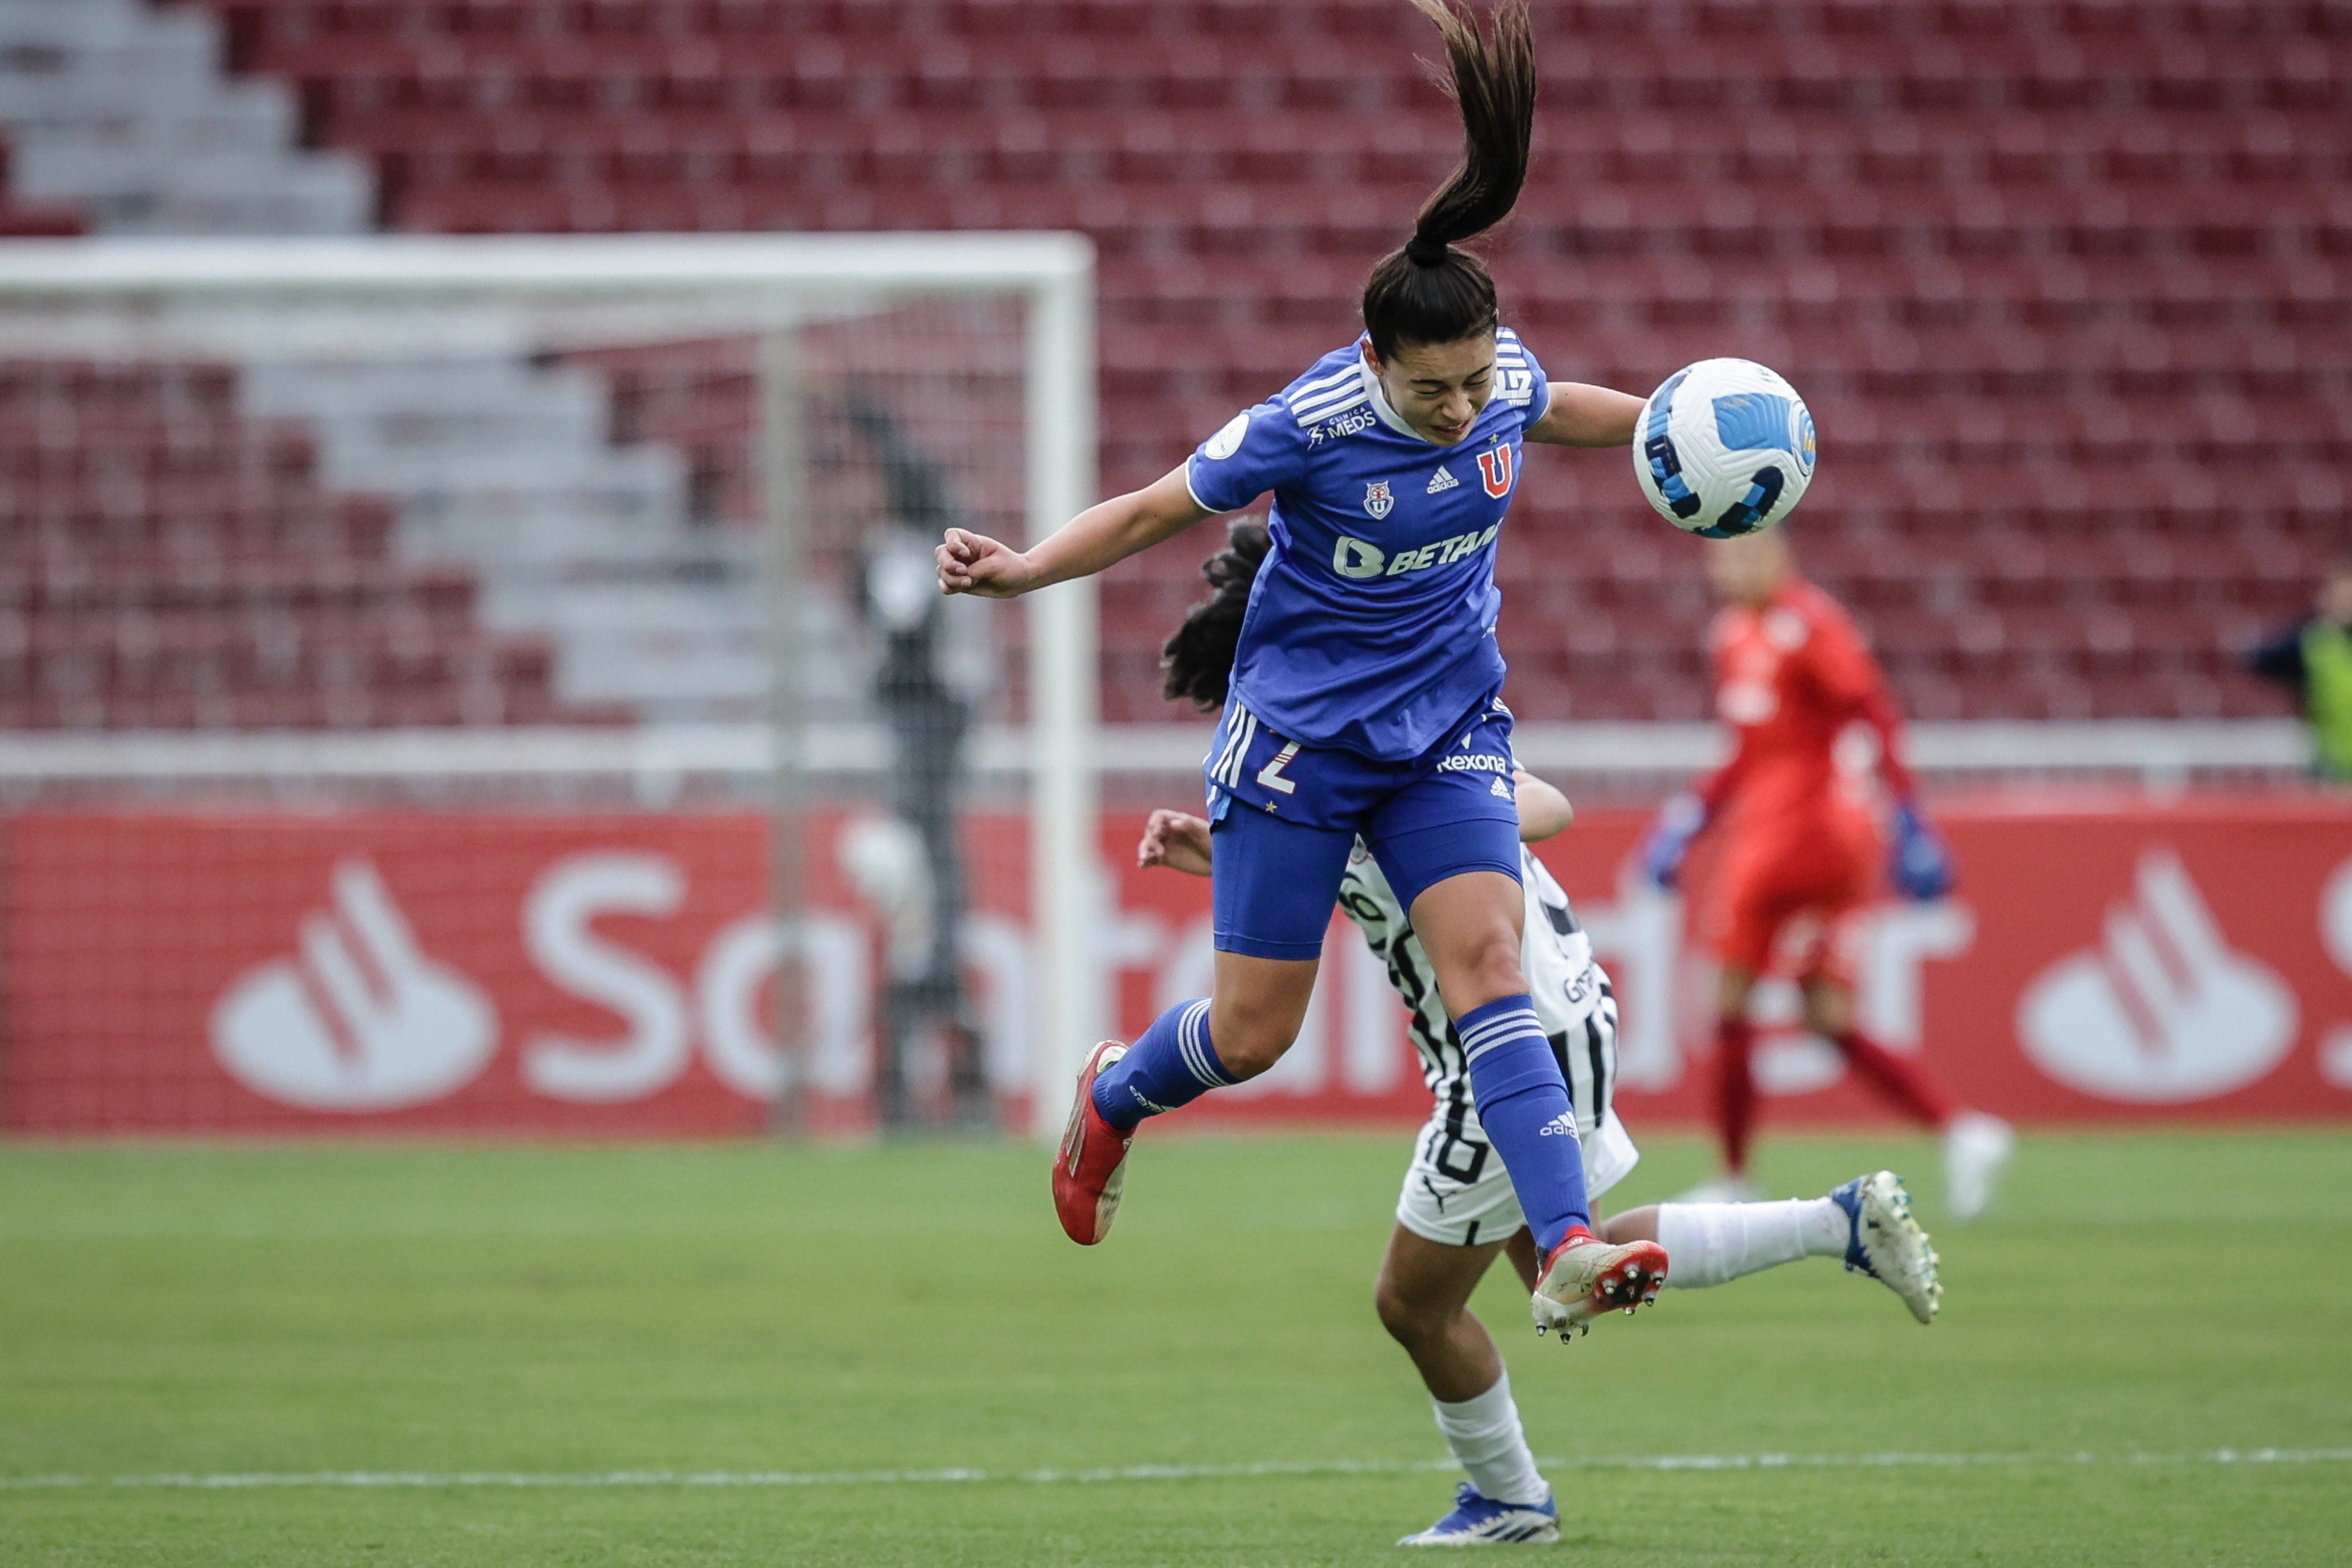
[1530,1227,1669,1340]
[1053,1041,1135,1245]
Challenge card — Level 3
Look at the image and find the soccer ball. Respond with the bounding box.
[1631,358,1816,538]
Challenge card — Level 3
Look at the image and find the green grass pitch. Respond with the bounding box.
[2,1128,2346,1565]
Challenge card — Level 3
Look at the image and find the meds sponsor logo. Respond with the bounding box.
[1306,408,1377,445]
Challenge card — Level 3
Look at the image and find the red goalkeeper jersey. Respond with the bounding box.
[1697,576,1913,843]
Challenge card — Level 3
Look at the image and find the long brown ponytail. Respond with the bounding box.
[1360,0,1537,358]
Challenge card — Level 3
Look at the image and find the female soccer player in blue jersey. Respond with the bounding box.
[937,0,1666,1337]
[1142,520,1943,1547]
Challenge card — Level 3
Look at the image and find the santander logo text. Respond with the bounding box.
[205,849,998,1116]
[89,808,2343,1135]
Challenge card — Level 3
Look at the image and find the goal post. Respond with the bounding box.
[0,233,1102,1139]
[1021,244,1107,1141]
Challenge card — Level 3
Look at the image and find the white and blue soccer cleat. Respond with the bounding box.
[1397,1484,1560,1547]
[1830,1170,1941,1325]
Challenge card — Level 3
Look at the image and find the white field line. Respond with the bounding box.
[2,1449,2348,1492]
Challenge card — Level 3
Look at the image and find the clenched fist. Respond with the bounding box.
[936,528,1039,598]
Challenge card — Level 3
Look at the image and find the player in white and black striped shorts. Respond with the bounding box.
[1340,834,1641,1253]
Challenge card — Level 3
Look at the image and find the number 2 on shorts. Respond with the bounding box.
[1255,741,1301,795]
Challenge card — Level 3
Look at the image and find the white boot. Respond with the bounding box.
[1942,1112,2014,1224]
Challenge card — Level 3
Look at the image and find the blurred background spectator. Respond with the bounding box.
[2250,553,2352,783]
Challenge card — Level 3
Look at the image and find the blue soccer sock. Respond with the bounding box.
[1458,994,1592,1253]
[1090,998,1234,1132]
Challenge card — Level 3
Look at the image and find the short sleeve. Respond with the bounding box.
[1185,401,1309,516]
[1495,329,1550,428]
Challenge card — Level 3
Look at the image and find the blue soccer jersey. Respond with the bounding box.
[1183,331,1550,761]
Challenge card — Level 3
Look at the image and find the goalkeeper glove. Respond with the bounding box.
[1887,800,1955,901]
[1639,793,1705,891]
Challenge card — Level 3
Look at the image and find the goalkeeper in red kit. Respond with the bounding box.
[1639,532,2013,1221]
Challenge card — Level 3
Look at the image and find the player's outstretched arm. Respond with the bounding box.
[937,465,1208,599]
[1514,770,1573,842]
[1813,621,1956,899]
[1136,810,1213,877]
[1523,382,1644,448]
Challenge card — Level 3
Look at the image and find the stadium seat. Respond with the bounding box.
[0,0,2327,722]
[0,355,594,729]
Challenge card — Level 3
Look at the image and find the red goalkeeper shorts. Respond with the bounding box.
[1703,810,1880,986]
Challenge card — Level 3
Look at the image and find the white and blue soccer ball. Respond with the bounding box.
[1632,358,1816,538]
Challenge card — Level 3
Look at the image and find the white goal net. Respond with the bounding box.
[0,234,1101,1140]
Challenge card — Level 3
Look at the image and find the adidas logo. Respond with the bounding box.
[1490,776,1512,799]
[1426,466,1459,494]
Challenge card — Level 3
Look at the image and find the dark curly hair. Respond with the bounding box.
[1160,517,1271,710]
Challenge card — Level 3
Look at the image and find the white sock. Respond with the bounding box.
[1432,1369,1549,1507]
[1655,1198,1848,1290]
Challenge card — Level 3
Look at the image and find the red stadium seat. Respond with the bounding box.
[21,1,2331,722]
[0,356,594,730]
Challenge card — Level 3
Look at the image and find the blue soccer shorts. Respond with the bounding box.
[1203,693,1524,961]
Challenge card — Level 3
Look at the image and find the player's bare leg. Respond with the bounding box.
[1376,1227,1519,1404]
[1054,952,1317,1245]
[1378,1226,1560,1546]
[1801,978,2012,1223]
[1413,871,1668,1337]
[1499,1227,1541,1294]
[1204,950,1321,1080]
[1411,870,1535,1020]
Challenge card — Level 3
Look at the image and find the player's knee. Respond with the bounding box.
[1373,1277,1449,1347]
[1716,965,1757,1021]
[1446,928,1526,1012]
[1204,1004,1297,1081]
[1801,983,1851,1037]
[1214,1033,1284,1080]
